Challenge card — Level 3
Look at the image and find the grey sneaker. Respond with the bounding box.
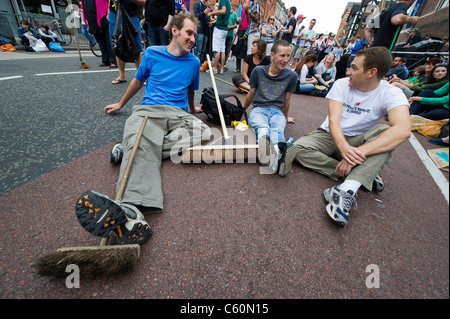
[111,203,153,245]
[278,140,296,177]
[372,174,384,192]
[110,142,123,164]
[323,186,358,228]
[258,135,279,172]
[75,191,152,245]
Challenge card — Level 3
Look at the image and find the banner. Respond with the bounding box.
[175,0,190,11]
[406,0,423,29]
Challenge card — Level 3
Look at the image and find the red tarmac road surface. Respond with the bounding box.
[0,90,448,300]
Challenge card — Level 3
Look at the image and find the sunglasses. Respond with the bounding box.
[435,63,448,67]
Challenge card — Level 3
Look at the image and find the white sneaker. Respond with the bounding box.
[206,68,218,74]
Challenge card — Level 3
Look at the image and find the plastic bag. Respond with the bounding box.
[32,39,49,52]
[111,3,140,63]
[410,115,449,138]
[0,44,16,51]
[49,41,65,53]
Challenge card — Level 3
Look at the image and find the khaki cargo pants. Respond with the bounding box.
[292,124,393,191]
[116,105,211,210]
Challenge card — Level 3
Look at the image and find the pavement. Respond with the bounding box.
[0,49,448,304]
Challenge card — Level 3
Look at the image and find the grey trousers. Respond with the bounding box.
[117,105,211,209]
[292,124,393,191]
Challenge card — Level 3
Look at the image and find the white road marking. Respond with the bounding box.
[408,133,449,205]
[0,75,23,81]
[34,68,136,76]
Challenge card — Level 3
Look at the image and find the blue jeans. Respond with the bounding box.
[299,83,315,93]
[82,24,95,44]
[225,35,233,57]
[195,33,207,62]
[410,89,449,120]
[249,107,287,144]
[147,25,169,46]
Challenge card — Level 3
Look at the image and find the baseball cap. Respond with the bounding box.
[297,14,306,19]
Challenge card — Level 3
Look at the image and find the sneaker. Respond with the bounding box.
[372,174,384,192]
[75,191,152,245]
[219,67,225,74]
[323,186,358,228]
[111,203,153,245]
[278,140,296,177]
[258,135,272,166]
[110,142,123,164]
[206,68,218,74]
[233,68,240,73]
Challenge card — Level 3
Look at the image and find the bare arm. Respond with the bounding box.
[283,92,295,123]
[358,105,411,156]
[243,87,256,109]
[188,89,202,113]
[105,78,144,113]
[391,13,419,26]
[328,99,366,167]
[242,62,250,83]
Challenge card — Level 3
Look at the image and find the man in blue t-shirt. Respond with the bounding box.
[75,13,211,247]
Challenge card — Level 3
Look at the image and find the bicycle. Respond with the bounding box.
[89,38,102,57]
[32,18,72,46]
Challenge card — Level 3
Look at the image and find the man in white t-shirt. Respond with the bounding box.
[278,46,411,228]
[296,19,316,61]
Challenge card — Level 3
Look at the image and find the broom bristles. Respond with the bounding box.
[33,244,140,279]
[81,62,89,69]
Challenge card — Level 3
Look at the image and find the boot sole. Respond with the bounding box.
[75,191,128,238]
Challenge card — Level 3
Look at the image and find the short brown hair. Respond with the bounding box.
[168,12,198,40]
[356,47,392,79]
[271,39,290,54]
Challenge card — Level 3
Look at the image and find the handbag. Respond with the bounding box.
[111,3,140,62]
[309,85,328,97]
[201,87,248,126]
[321,71,332,82]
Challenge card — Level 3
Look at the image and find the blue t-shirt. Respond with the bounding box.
[135,46,200,112]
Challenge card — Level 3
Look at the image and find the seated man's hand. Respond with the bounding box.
[104,103,122,114]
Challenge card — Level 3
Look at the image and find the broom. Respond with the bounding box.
[33,116,149,279]
[73,21,88,69]
[181,54,258,163]
[214,76,249,93]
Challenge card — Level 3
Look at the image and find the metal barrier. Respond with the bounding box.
[391,39,449,72]
[0,11,91,47]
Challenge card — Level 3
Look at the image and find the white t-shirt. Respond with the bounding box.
[292,23,302,46]
[320,78,409,136]
[298,64,309,84]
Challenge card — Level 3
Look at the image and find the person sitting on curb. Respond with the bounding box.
[75,13,211,245]
[243,40,298,173]
[17,20,39,52]
[278,46,411,228]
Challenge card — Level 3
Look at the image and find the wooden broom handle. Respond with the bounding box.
[206,54,230,141]
[116,115,149,201]
[100,115,149,246]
